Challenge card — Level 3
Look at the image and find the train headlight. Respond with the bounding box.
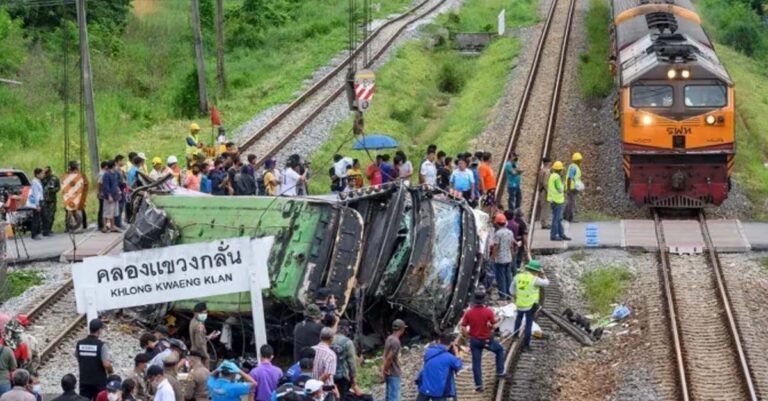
[681,69,690,79]
[705,115,716,125]
[667,69,677,79]
[642,115,653,125]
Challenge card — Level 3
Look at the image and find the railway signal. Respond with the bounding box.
[353,69,376,112]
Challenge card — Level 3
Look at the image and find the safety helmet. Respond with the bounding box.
[552,161,564,170]
[572,152,583,162]
[190,123,201,131]
[167,155,179,165]
[152,157,163,166]
[494,213,507,225]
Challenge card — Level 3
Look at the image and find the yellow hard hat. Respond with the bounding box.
[572,152,583,161]
[152,157,163,166]
[552,161,564,170]
[190,123,201,131]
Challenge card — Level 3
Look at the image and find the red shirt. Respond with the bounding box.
[461,305,496,340]
[366,164,382,186]
[96,390,108,401]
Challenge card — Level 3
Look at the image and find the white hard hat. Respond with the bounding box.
[304,380,324,394]
[167,155,178,165]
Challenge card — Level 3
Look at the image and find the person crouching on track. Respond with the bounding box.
[510,260,550,352]
[460,289,506,393]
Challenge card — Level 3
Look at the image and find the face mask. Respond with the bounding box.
[197,313,207,322]
[32,385,41,394]
[108,393,119,401]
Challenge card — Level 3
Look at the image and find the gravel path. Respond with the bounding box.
[234,0,461,168]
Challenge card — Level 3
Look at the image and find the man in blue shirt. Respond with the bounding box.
[504,153,522,211]
[26,168,45,240]
[380,154,394,184]
[416,333,462,401]
[208,361,256,401]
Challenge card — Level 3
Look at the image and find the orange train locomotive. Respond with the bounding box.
[611,0,734,207]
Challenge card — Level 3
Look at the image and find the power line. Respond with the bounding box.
[0,0,75,8]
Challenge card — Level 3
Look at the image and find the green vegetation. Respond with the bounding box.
[581,265,632,315]
[699,0,767,58]
[578,0,612,99]
[356,356,384,391]
[309,38,520,192]
[438,0,539,32]
[760,256,768,270]
[0,270,43,301]
[570,250,587,263]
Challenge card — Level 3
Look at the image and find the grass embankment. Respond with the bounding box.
[0,270,43,302]
[580,265,632,315]
[716,46,768,218]
[0,0,410,229]
[308,0,536,192]
[577,0,612,99]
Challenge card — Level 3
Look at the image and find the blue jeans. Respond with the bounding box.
[385,376,401,401]
[469,338,505,388]
[514,246,524,271]
[513,304,540,348]
[493,262,512,299]
[550,203,565,240]
[507,186,521,211]
[0,384,11,398]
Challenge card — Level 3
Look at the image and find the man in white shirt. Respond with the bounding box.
[26,168,45,240]
[146,366,175,401]
[420,149,437,187]
[282,165,305,197]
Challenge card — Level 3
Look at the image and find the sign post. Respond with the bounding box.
[72,236,275,354]
[498,9,506,36]
[353,69,376,112]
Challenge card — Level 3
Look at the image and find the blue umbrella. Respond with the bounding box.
[352,134,400,150]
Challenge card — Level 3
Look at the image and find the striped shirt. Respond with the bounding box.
[312,342,337,386]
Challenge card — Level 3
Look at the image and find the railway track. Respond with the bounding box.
[653,210,758,401]
[26,235,122,365]
[238,0,448,166]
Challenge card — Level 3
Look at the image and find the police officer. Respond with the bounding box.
[547,161,570,241]
[41,166,61,237]
[189,302,219,361]
[75,319,113,401]
[510,260,550,351]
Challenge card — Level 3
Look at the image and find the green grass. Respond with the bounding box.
[1,270,43,302]
[308,37,520,192]
[578,0,613,99]
[581,265,632,315]
[578,210,620,221]
[716,45,768,219]
[356,355,384,391]
[759,256,768,270]
[437,0,540,32]
[570,250,587,263]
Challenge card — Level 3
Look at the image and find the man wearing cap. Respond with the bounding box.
[130,354,151,401]
[165,156,186,190]
[207,361,256,401]
[103,378,122,401]
[185,351,210,401]
[293,305,323,362]
[511,260,550,351]
[186,124,203,164]
[189,303,219,361]
[311,328,336,387]
[491,213,515,300]
[415,333,462,401]
[75,319,113,401]
[382,319,406,401]
[460,290,505,392]
[302,379,330,401]
[149,158,166,181]
[148,338,186,371]
[127,153,147,188]
[94,375,121,401]
[163,353,184,401]
[146,366,174,401]
[313,289,336,327]
[152,326,172,353]
[331,320,360,399]
[565,152,584,223]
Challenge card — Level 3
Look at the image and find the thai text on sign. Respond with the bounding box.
[72,236,272,313]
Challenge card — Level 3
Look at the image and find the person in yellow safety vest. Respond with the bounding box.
[547,161,571,241]
[565,152,583,223]
[186,123,203,163]
[510,260,549,351]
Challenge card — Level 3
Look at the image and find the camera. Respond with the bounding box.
[322,385,335,392]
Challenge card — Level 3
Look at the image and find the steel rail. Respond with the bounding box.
[698,211,759,400]
[652,210,691,401]
[239,0,441,153]
[32,234,123,362]
[251,0,448,168]
[493,0,575,397]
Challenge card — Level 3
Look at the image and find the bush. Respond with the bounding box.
[0,9,27,75]
[438,59,467,94]
[175,68,203,118]
[581,266,633,315]
[722,19,764,56]
[578,0,613,99]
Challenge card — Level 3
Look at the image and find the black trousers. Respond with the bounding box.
[97,198,104,230]
[336,378,351,399]
[79,384,104,401]
[29,209,42,237]
[41,201,56,235]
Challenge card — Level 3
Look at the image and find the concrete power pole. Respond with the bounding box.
[191,0,209,115]
[76,0,100,179]
[215,0,226,96]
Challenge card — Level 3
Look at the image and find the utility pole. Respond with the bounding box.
[215,0,226,97]
[191,0,209,115]
[76,0,100,179]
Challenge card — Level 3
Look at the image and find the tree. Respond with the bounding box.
[0,9,27,75]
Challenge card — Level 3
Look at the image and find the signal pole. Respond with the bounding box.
[191,0,209,115]
[76,0,100,179]
[215,0,226,97]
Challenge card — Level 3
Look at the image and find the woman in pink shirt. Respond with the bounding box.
[184,165,202,191]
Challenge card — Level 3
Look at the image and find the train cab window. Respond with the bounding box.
[684,85,727,107]
[630,85,674,107]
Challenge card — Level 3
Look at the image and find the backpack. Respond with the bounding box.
[331,336,351,380]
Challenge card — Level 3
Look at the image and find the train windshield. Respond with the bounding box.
[684,85,727,107]
[631,85,674,107]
